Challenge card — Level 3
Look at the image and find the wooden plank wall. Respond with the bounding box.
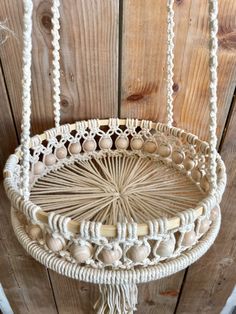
[0,0,235,313]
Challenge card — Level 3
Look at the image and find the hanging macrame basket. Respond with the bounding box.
[4,0,226,313]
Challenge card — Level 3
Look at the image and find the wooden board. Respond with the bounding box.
[120,0,236,142]
[0,183,58,314]
[0,0,118,135]
[175,97,236,314]
[0,64,18,178]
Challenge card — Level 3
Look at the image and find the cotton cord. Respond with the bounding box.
[30,154,203,224]
[51,0,61,128]
[208,0,218,193]
[20,0,33,200]
[166,0,175,126]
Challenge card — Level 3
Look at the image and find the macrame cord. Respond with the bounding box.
[13,0,222,313]
[20,0,33,200]
[166,0,175,126]
[51,0,61,128]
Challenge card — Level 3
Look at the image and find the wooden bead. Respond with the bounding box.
[200,175,210,192]
[183,157,195,171]
[33,161,45,175]
[29,171,34,184]
[56,147,67,159]
[44,153,57,166]
[115,136,129,150]
[199,218,210,234]
[155,238,175,257]
[83,139,96,152]
[191,168,202,182]
[70,243,93,263]
[159,144,172,158]
[182,230,196,247]
[69,142,81,155]
[131,137,144,150]
[98,246,122,265]
[27,224,42,241]
[172,151,184,164]
[210,205,220,221]
[143,140,157,153]
[126,244,150,262]
[46,235,65,252]
[99,137,113,150]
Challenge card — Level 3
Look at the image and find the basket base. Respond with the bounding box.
[30,152,204,224]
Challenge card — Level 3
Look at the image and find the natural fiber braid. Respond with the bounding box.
[51,0,61,128]
[208,0,218,193]
[20,0,33,200]
[166,0,175,127]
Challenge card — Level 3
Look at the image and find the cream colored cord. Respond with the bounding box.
[51,0,61,128]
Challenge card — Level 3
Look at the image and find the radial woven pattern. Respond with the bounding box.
[30,154,204,224]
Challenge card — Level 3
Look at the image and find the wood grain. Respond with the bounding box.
[49,275,99,314]
[120,0,236,143]
[0,0,119,135]
[176,96,236,314]
[0,64,18,178]
[0,183,58,314]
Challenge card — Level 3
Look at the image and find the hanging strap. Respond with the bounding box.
[20,0,33,200]
[51,0,61,128]
[166,0,175,126]
[165,0,218,194]
[208,0,218,194]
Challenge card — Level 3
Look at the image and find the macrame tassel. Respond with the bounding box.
[94,283,138,314]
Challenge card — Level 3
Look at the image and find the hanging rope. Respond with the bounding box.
[208,0,218,194]
[166,0,175,126]
[20,0,33,200]
[51,0,61,128]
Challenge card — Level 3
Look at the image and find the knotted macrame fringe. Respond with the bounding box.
[94,283,138,314]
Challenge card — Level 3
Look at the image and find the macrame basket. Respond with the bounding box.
[4,0,226,313]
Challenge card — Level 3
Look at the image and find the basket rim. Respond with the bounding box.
[4,119,227,238]
[11,206,221,284]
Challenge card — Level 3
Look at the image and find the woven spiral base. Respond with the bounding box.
[30,154,204,224]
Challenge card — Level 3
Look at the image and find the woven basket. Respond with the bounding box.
[3,0,226,312]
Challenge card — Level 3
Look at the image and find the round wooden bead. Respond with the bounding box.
[99,137,113,150]
[69,142,81,155]
[172,151,184,164]
[33,161,45,175]
[27,224,42,241]
[29,171,34,184]
[83,139,96,152]
[200,175,210,192]
[191,168,202,182]
[182,230,196,247]
[126,244,150,262]
[115,136,129,150]
[44,153,57,166]
[159,144,172,158]
[56,147,67,159]
[98,246,122,265]
[199,218,210,234]
[210,205,220,221]
[155,238,175,257]
[143,140,157,153]
[70,243,93,263]
[130,137,144,150]
[46,235,65,252]
[183,157,195,171]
